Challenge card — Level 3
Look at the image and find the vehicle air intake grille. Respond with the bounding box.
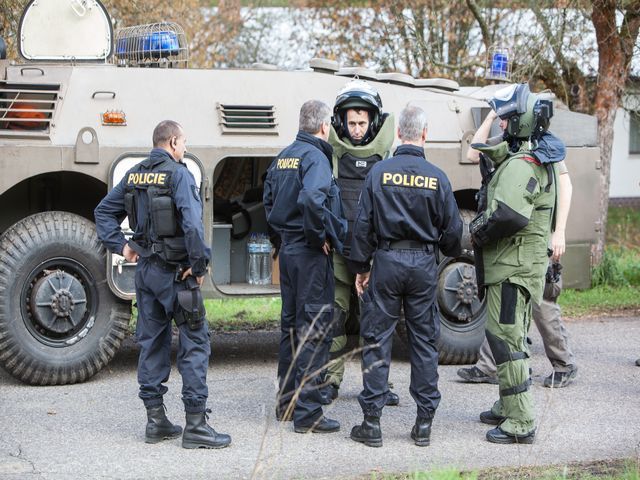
[217,104,278,135]
[0,82,59,138]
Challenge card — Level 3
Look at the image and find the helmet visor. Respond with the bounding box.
[489,83,530,120]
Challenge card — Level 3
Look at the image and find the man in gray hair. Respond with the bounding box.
[264,100,347,433]
[348,105,462,447]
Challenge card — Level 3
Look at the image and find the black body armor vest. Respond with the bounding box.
[336,151,382,252]
[123,158,188,265]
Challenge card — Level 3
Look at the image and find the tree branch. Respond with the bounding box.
[466,0,491,49]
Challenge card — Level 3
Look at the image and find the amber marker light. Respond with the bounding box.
[101,110,127,126]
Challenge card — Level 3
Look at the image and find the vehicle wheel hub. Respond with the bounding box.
[30,270,87,334]
[438,261,482,323]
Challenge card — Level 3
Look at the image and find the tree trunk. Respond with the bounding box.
[591,0,640,264]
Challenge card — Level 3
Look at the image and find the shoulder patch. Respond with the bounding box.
[526,177,538,194]
[191,184,201,202]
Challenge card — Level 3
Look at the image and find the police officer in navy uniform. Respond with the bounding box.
[94,120,231,449]
[348,105,462,447]
[264,100,347,433]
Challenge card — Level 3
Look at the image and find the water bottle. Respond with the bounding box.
[259,234,272,285]
[246,234,260,284]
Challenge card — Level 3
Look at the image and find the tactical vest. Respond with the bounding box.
[481,153,557,304]
[123,157,188,265]
[336,151,382,224]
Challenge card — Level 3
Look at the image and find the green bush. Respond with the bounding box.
[591,247,640,287]
[592,248,628,287]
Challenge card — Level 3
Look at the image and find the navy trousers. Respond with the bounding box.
[359,249,440,419]
[276,242,335,427]
[135,258,210,413]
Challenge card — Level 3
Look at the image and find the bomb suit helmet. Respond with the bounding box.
[489,83,554,141]
[332,79,384,145]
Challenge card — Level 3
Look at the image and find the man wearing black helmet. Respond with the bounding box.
[322,80,398,405]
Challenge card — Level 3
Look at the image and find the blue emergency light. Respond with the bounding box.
[142,31,180,57]
[115,31,180,59]
[485,47,511,81]
[490,52,508,79]
[115,23,187,67]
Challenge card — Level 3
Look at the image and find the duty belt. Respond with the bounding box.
[379,239,433,252]
[280,231,306,245]
[145,254,184,273]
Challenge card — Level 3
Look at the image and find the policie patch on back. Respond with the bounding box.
[381,172,438,190]
[276,157,300,170]
[126,171,170,186]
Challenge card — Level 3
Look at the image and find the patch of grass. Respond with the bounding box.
[606,206,640,250]
[367,458,639,480]
[559,285,640,317]
[205,297,281,331]
[476,458,640,480]
[591,247,640,287]
[129,297,281,333]
[369,469,477,480]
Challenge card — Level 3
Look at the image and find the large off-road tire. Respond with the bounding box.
[436,209,486,364]
[0,212,130,385]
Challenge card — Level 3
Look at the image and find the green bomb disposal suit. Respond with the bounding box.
[325,114,395,388]
[472,141,557,436]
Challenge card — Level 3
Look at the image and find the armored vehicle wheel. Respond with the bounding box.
[0,212,130,385]
[395,209,486,364]
[435,254,486,364]
[436,208,486,364]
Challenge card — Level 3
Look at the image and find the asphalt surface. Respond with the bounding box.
[1,315,639,480]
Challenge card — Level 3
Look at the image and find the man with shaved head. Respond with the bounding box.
[95,120,231,450]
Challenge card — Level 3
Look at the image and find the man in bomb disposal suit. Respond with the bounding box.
[264,100,347,433]
[348,105,462,447]
[470,83,558,444]
[95,120,231,449]
[324,80,399,404]
[459,106,577,389]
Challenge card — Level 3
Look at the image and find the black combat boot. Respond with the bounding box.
[350,416,382,447]
[411,417,432,447]
[486,426,535,444]
[386,391,400,406]
[294,416,340,434]
[479,410,506,425]
[182,409,231,449]
[145,405,182,444]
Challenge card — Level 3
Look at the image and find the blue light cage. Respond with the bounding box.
[115,22,188,68]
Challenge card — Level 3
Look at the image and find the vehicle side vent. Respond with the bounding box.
[217,104,278,135]
[0,81,59,138]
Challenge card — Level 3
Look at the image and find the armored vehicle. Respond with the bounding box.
[0,0,601,385]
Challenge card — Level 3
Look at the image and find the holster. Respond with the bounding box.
[175,276,206,330]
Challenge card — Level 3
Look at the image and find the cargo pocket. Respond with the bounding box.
[163,237,188,263]
[302,303,333,342]
[359,290,394,341]
[494,237,522,267]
